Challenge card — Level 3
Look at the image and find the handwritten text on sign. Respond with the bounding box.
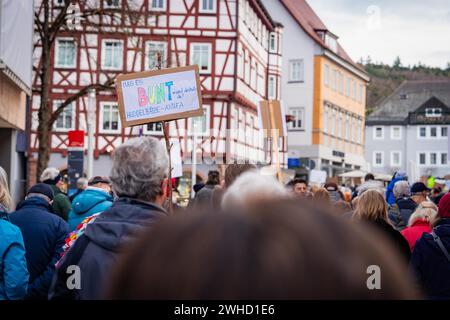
[121,69,201,123]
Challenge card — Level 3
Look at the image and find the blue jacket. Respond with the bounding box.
[9,197,69,299]
[410,218,450,299]
[0,208,29,300]
[68,188,113,231]
[49,197,167,300]
[386,176,407,206]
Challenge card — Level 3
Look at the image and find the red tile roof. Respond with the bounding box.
[280,0,367,75]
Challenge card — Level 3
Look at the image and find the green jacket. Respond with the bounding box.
[49,185,71,221]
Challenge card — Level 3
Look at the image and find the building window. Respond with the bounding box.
[442,153,448,165]
[359,84,364,103]
[430,127,437,137]
[289,60,304,82]
[331,109,336,136]
[189,106,210,135]
[345,77,350,97]
[143,122,164,135]
[418,153,426,165]
[345,115,350,140]
[100,102,121,133]
[400,94,408,100]
[268,75,276,99]
[190,43,212,74]
[150,0,166,11]
[104,0,120,8]
[101,40,123,70]
[55,39,76,68]
[373,152,384,167]
[337,113,343,138]
[199,0,216,13]
[391,151,401,167]
[418,126,427,138]
[324,64,329,86]
[430,152,437,165]
[53,101,75,131]
[323,106,329,133]
[391,126,402,140]
[425,108,442,117]
[269,33,277,53]
[338,72,344,94]
[289,108,305,130]
[442,126,448,137]
[353,81,357,100]
[145,41,167,70]
[374,126,384,139]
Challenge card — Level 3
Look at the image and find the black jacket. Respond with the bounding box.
[9,197,69,299]
[388,197,417,231]
[411,218,450,299]
[48,197,167,300]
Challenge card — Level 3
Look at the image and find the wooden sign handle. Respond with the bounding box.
[268,101,282,183]
[162,120,174,214]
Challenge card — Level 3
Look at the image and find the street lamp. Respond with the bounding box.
[87,88,96,179]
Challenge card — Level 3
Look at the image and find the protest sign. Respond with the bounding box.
[116,65,203,127]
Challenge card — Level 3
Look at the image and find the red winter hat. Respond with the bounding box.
[438,193,450,218]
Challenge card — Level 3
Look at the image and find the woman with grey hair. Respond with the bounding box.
[49,137,170,300]
[388,181,417,231]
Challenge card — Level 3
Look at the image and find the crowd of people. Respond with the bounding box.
[0,136,449,300]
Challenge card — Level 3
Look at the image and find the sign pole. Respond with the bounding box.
[268,100,282,183]
[162,120,174,214]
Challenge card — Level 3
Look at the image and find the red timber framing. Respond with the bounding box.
[31,0,286,167]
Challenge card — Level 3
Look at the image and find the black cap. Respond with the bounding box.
[27,183,54,201]
[411,182,431,194]
[88,176,111,186]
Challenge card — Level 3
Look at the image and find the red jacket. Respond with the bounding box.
[401,219,431,252]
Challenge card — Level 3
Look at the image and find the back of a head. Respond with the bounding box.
[224,163,257,188]
[0,166,12,211]
[365,173,375,181]
[206,170,220,186]
[76,177,88,189]
[408,201,438,227]
[354,189,388,222]
[393,180,411,199]
[109,137,168,202]
[314,188,330,202]
[107,199,418,299]
[40,167,60,184]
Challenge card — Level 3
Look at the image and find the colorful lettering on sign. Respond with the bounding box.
[137,81,174,107]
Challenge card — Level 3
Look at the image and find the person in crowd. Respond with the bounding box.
[386,170,408,206]
[106,199,419,299]
[313,188,331,203]
[68,176,113,231]
[323,182,343,202]
[191,170,220,208]
[353,190,411,263]
[411,193,450,299]
[430,185,445,205]
[40,168,71,221]
[355,174,385,198]
[0,167,29,300]
[401,202,438,252]
[335,200,352,216]
[221,171,288,211]
[49,136,170,300]
[69,177,88,202]
[410,182,431,206]
[388,181,417,231]
[9,183,68,299]
[286,178,311,198]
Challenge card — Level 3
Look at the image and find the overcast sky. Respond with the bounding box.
[307,0,450,68]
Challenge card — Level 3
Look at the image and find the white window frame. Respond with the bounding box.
[269,33,277,53]
[373,151,384,167]
[345,77,351,97]
[324,64,329,86]
[417,126,427,139]
[199,0,217,13]
[288,107,305,131]
[441,126,448,138]
[53,100,75,132]
[373,126,384,140]
[143,122,164,136]
[188,105,210,136]
[145,41,168,70]
[430,126,438,138]
[149,0,166,11]
[101,39,124,71]
[425,108,442,118]
[55,38,76,69]
[417,152,427,166]
[332,69,337,91]
[441,152,448,165]
[390,126,402,140]
[390,151,401,167]
[323,105,329,133]
[338,72,344,94]
[429,152,438,166]
[99,102,121,134]
[268,75,276,99]
[289,59,304,82]
[104,0,121,9]
[190,42,212,74]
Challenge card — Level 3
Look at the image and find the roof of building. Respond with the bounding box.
[367,80,450,124]
[280,0,367,75]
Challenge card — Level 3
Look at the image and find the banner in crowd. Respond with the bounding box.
[257,100,288,137]
[116,65,203,127]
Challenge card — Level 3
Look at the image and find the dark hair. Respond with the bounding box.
[287,178,308,188]
[364,173,375,181]
[224,164,256,188]
[106,200,419,299]
[206,170,220,186]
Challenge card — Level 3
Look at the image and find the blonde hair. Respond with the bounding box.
[313,188,330,202]
[0,166,12,211]
[408,201,438,227]
[353,189,389,223]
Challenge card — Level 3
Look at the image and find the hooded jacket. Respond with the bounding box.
[48,184,72,221]
[9,197,69,299]
[68,187,113,231]
[0,205,29,300]
[49,197,168,300]
[401,219,431,252]
[386,174,407,206]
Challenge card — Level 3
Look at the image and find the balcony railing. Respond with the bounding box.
[408,112,450,124]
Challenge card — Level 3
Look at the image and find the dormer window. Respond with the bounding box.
[400,94,408,100]
[324,33,337,53]
[425,108,442,117]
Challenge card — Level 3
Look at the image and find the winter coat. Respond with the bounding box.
[9,197,69,299]
[191,184,215,208]
[68,187,113,231]
[0,207,29,300]
[388,197,417,231]
[48,184,72,221]
[401,219,431,252]
[49,197,168,300]
[410,218,450,299]
[386,176,407,206]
